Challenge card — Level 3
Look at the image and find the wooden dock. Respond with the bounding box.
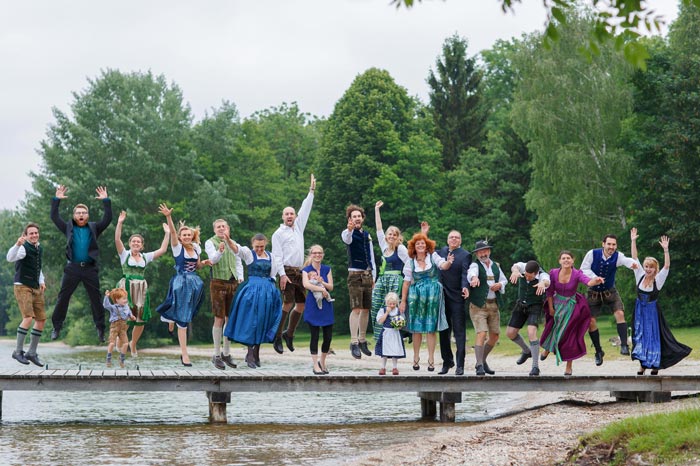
[1,368,698,423]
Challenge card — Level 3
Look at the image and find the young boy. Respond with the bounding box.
[103,288,136,368]
[506,260,550,376]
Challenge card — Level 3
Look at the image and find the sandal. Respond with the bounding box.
[427,360,435,372]
[412,358,420,371]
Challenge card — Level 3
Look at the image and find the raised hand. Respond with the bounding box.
[310,173,316,191]
[16,235,27,246]
[420,221,430,235]
[95,186,108,199]
[659,235,670,251]
[375,200,384,210]
[55,185,68,199]
[346,218,354,232]
[630,227,638,242]
[162,223,170,234]
[158,203,173,217]
[118,211,127,224]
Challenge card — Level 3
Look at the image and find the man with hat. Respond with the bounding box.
[467,240,507,376]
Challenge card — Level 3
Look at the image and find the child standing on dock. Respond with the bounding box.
[104,288,136,368]
[375,292,406,375]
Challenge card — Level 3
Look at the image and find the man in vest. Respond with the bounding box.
[436,230,471,376]
[7,223,46,366]
[205,219,244,370]
[342,204,377,359]
[271,174,316,354]
[467,240,507,376]
[506,260,550,376]
[50,185,113,342]
[581,234,638,365]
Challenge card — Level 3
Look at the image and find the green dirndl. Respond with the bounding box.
[118,259,152,324]
[406,257,448,333]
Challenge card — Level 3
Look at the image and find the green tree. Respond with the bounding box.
[427,34,486,170]
[622,2,700,324]
[510,12,635,267]
[0,209,27,335]
[316,68,445,330]
[26,69,195,344]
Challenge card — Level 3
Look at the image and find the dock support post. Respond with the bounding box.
[418,392,462,422]
[207,391,231,423]
[610,391,671,403]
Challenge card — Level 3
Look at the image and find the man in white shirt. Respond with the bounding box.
[271,174,316,354]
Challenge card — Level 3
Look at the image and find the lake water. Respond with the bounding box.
[0,341,528,465]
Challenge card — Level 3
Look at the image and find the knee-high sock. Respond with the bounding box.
[222,333,231,356]
[511,334,530,353]
[358,310,369,342]
[484,343,494,361]
[27,328,42,356]
[16,326,28,352]
[287,309,303,337]
[530,341,540,369]
[276,311,289,338]
[212,326,222,355]
[589,329,602,352]
[474,345,484,365]
[349,312,360,344]
[617,322,628,345]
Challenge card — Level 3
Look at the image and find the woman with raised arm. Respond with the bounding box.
[399,232,453,372]
[155,204,211,366]
[539,251,601,376]
[369,201,409,343]
[630,228,691,375]
[114,210,170,357]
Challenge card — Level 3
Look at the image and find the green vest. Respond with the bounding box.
[470,260,502,307]
[16,242,42,289]
[209,236,240,281]
[517,277,545,306]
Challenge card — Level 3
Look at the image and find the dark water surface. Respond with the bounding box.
[0,342,525,465]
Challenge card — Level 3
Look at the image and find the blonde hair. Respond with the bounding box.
[643,257,660,275]
[303,244,324,267]
[384,226,404,252]
[177,221,201,245]
[384,292,399,305]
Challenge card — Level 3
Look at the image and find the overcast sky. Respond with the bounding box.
[0,1,680,211]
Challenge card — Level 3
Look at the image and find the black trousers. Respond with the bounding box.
[309,324,333,354]
[52,262,105,331]
[439,297,467,368]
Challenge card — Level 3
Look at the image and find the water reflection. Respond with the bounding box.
[0,341,523,464]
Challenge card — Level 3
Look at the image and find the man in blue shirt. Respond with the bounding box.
[50,185,113,342]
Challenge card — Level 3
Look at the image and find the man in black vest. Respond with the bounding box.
[506,260,550,376]
[7,223,46,366]
[467,240,507,376]
[435,229,471,375]
[50,185,113,342]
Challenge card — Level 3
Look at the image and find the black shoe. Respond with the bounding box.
[529,367,540,376]
[12,350,29,365]
[282,331,295,352]
[540,351,549,361]
[220,353,237,368]
[483,361,496,375]
[180,355,192,367]
[97,327,106,344]
[455,366,464,376]
[350,343,361,359]
[273,336,284,354]
[50,326,61,340]
[620,344,630,356]
[516,352,532,365]
[595,350,605,366]
[25,352,43,367]
[212,355,225,370]
[438,361,454,375]
[359,341,372,357]
[475,364,486,376]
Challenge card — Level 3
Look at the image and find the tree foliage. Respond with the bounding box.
[427,34,486,170]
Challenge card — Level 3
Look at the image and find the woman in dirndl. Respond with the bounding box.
[155,204,211,366]
[114,210,170,357]
[630,229,691,375]
[399,232,453,372]
[370,201,409,343]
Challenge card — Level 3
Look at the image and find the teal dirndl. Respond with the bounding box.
[406,256,448,333]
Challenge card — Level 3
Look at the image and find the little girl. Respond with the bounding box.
[375,292,406,375]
